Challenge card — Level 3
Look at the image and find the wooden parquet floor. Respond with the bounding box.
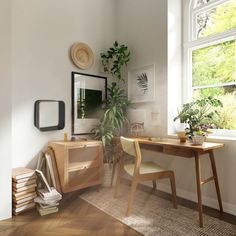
[0,193,141,236]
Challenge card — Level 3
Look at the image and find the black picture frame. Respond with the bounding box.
[71,72,107,135]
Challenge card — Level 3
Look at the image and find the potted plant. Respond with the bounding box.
[92,41,130,184]
[173,97,223,144]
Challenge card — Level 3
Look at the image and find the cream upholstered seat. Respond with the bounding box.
[124,161,165,175]
[114,136,177,216]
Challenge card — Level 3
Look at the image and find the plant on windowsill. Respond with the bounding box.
[173,96,223,143]
[92,41,130,165]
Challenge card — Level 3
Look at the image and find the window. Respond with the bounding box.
[194,0,215,8]
[195,0,236,39]
[185,0,236,135]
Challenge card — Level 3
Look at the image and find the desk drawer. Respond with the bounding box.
[140,143,163,152]
[163,146,194,158]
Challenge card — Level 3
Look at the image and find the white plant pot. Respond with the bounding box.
[192,135,206,145]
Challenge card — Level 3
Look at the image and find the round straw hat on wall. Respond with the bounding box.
[70,42,94,69]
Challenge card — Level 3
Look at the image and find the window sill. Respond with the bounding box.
[206,135,236,142]
[167,134,236,142]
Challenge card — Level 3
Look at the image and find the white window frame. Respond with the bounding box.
[183,0,236,138]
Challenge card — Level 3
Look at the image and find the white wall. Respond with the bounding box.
[0,0,12,220]
[0,0,116,220]
[116,0,168,137]
[116,0,236,216]
[168,0,182,134]
[11,0,116,168]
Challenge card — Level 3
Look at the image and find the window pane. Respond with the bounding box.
[193,85,236,130]
[195,0,215,8]
[192,40,235,87]
[196,0,236,38]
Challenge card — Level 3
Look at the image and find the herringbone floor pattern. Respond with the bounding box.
[0,193,141,236]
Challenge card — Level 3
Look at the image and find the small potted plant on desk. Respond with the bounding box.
[174,97,223,145]
[188,125,213,145]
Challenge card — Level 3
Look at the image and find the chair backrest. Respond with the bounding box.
[120,136,142,167]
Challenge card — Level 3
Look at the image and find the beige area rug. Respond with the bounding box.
[80,184,236,236]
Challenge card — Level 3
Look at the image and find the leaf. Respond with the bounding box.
[137,72,148,94]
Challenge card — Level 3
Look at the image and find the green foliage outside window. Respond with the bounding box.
[198,0,236,38]
[192,0,236,130]
[192,40,235,87]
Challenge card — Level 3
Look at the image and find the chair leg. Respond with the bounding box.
[126,180,138,216]
[152,180,157,191]
[170,172,177,209]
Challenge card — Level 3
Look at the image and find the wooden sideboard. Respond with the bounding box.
[48,140,104,193]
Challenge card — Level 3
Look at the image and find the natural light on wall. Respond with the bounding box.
[184,0,236,138]
[168,0,182,135]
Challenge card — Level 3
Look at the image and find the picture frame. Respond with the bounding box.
[128,108,146,136]
[72,72,107,135]
[35,169,51,192]
[128,64,155,103]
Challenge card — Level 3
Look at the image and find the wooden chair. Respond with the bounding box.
[114,136,177,216]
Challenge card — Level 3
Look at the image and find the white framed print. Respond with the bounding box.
[128,64,155,103]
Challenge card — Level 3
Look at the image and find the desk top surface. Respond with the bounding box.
[132,137,224,151]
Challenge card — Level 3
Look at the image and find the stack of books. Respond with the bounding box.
[12,167,37,215]
[35,169,62,216]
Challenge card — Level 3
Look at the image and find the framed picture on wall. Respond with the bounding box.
[128,64,155,103]
[72,72,107,135]
[128,108,146,136]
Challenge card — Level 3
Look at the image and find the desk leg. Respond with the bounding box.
[209,150,223,213]
[194,152,203,228]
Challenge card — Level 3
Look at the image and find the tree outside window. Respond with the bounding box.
[189,0,236,131]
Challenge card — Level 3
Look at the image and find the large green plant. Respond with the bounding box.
[174,97,223,137]
[92,41,130,163]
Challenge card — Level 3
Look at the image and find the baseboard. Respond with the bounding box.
[147,182,236,216]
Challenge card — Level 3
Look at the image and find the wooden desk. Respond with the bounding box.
[114,137,224,227]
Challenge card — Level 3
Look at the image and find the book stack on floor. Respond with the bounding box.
[12,167,37,215]
[34,169,62,216]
